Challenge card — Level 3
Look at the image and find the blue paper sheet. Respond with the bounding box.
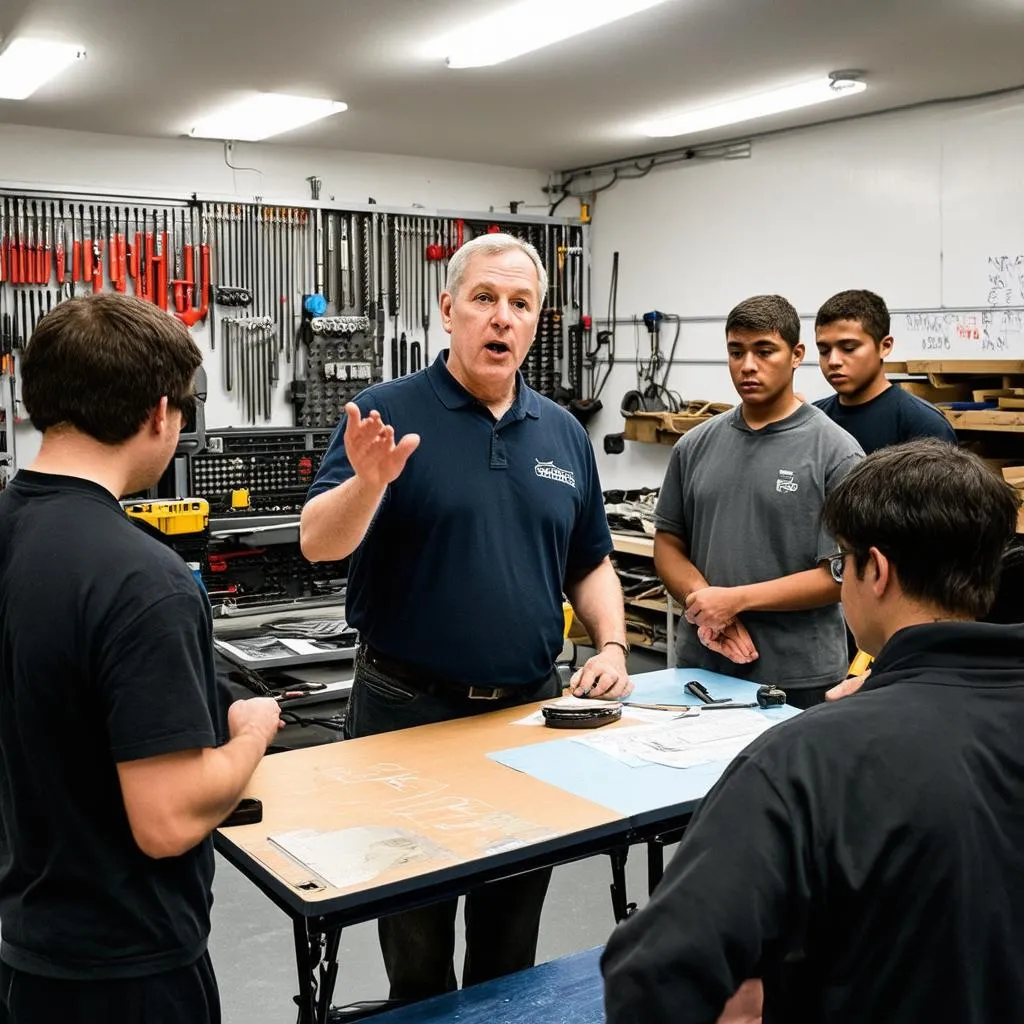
[489,668,799,820]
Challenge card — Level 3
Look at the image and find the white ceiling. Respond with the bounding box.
[1,0,1023,171]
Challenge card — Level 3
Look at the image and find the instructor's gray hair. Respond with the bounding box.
[445,233,548,306]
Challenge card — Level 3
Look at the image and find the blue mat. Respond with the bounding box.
[489,668,798,820]
[370,946,605,1023]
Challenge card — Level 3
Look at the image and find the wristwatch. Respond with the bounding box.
[602,639,631,656]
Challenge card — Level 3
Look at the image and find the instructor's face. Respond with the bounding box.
[440,249,541,403]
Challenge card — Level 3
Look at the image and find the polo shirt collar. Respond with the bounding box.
[426,350,541,420]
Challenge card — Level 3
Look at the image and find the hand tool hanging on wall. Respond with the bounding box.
[54,201,65,291]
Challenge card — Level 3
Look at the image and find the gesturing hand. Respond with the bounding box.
[343,403,420,489]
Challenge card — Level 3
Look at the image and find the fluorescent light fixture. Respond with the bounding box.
[189,93,347,142]
[0,38,86,100]
[425,0,673,69]
[640,73,867,138]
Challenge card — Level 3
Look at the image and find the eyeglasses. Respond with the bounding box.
[828,552,846,584]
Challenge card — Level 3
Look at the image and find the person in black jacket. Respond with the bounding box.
[602,439,1024,1024]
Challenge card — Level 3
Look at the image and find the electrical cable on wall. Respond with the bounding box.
[621,310,682,414]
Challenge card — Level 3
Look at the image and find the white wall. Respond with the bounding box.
[1,123,550,465]
[587,90,1024,490]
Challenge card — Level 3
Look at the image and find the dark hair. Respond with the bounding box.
[815,289,890,344]
[725,295,800,348]
[822,439,1021,618]
[985,540,1024,624]
[22,294,202,445]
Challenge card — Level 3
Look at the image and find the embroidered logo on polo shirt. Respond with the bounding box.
[535,459,576,488]
[775,469,799,494]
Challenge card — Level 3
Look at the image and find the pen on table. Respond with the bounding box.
[623,701,758,712]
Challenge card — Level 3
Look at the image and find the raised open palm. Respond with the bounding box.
[343,403,420,488]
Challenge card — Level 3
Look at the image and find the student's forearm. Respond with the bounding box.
[654,535,710,606]
[732,567,840,614]
[565,558,628,648]
[299,475,386,562]
[119,731,270,860]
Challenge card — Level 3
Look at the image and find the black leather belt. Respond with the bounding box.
[362,645,521,701]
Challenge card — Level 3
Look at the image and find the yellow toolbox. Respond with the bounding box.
[122,499,209,536]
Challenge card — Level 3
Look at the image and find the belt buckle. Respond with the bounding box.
[467,686,501,701]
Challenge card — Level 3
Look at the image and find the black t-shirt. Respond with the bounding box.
[813,384,957,454]
[0,471,224,979]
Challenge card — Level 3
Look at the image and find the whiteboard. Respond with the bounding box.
[590,92,1024,351]
[893,306,1024,360]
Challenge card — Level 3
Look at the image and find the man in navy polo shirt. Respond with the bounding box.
[301,233,632,1001]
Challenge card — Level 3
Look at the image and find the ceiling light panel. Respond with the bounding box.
[641,76,868,138]
[425,0,674,69]
[0,38,86,100]
[189,93,348,142]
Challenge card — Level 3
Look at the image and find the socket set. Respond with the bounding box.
[295,330,382,429]
[310,315,371,336]
[203,541,347,609]
[189,428,332,516]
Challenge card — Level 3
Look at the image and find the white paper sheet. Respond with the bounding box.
[572,709,776,769]
[268,826,451,888]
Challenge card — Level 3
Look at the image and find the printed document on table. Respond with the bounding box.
[572,710,775,769]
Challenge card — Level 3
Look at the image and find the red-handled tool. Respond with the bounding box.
[156,212,169,310]
[37,203,50,285]
[55,201,66,286]
[71,204,81,288]
[83,205,94,284]
[130,208,141,294]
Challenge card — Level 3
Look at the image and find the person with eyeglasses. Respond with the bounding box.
[653,295,863,709]
[604,439,1024,1024]
[0,294,282,1024]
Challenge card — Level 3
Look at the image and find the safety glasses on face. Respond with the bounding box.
[828,552,846,584]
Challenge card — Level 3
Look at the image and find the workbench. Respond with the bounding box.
[215,669,797,1024]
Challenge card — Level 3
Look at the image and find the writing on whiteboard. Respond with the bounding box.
[900,310,1024,356]
[987,255,1024,307]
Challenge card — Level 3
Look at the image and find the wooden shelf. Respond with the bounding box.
[611,532,654,557]
[942,409,1024,433]
[627,597,669,613]
[890,360,1024,375]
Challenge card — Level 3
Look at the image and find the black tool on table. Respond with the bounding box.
[219,797,263,827]
[685,680,731,704]
[542,704,622,729]
[755,684,787,708]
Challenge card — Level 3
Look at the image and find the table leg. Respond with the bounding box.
[647,840,665,895]
[293,917,318,1024]
[607,846,636,922]
[317,928,343,1023]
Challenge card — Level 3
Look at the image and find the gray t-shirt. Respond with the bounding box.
[655,403,863,690]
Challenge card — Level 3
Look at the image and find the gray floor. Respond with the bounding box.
[210,645,671,1023]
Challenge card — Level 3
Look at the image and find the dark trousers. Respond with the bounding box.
[786,685,831,710]
[344,652,560,1001]
[0,952,219,1024]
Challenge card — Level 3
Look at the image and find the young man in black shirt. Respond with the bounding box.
[0,295,282,1024]
[603,439,1024,1024]
[813,289,957,453]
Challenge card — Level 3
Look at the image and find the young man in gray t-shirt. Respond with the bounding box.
[654,295,863,707]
